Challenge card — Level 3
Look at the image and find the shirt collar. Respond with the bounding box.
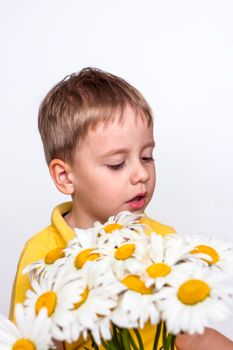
[51,202,76,245]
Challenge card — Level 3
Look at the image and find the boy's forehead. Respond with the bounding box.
[77,112,154,156]
[91,105,151,134]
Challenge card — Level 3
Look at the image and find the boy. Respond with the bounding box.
[10,68,233,349]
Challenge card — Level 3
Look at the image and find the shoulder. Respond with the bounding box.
[18,225,66,269]
[26,225,66,250]
[139,215,176,236]
[9,224,66,320]
[17,201,74,268]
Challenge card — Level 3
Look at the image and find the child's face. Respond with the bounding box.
[70,105,156,227]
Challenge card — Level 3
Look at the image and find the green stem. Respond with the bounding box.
[153,321,162,350]
[170,335,176,350]
[102,339,119,350]
[163,334,172,350]
[122,329,131,350]
[101,327,123,350]
[133,329,144,350]
[127,330,139,350]
[162,322,167,346]
[112,325,123,349]
[88,331,100,350]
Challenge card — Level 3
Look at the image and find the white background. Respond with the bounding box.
[1,0,233,340]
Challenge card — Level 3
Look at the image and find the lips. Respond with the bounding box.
[127,192,147,210]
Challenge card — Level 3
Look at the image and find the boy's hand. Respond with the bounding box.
[175,327,233,350]
[53,339,65,350]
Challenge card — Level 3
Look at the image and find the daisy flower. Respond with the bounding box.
[64,211,149,272]
[111,260,160,329]
[155,265,233,335]
[64,259,125,344]
[183,234,233,276]
[24,264,82,341]
[23,246,66,281]
[64,244,101,272]
[138,233,194,289]
[90,316,112,345]
[71,226,100,249]
[0,304,52,350]
[65,226,148,272]
[93,230,149,264]
[94,211,145,235]
[63,226,104,272]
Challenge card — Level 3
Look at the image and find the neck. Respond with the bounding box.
[64,202,100,229]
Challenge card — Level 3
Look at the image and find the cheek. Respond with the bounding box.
[153,167,156,186]
[96,174,126,200]
[149,166,156,191]
[85,171,118,195]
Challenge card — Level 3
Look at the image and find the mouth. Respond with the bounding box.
[127,193,147,210]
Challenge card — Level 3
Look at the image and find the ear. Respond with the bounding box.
[49,159,75,195]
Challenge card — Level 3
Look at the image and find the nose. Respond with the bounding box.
[130,159,150,185]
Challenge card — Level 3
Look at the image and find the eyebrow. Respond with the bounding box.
[98,140,155,159]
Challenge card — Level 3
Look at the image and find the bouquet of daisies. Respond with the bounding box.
[1,212,233,350]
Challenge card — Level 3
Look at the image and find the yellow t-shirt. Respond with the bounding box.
[9,202,176,349]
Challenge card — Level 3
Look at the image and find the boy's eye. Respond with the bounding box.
[106,162,125,171]
[142,157,154,162]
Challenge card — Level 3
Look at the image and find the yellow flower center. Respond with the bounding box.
[146,263,171,278]
[178,279,210,305]
[35,291,57,316]
[72,288,89,310]
[121,274,152,294]
[12,339,36,350]
[115,244,136,260]
[74,248,100,269]
[104,223,123,233]
[44,247,65,264]
[191,245,219,264]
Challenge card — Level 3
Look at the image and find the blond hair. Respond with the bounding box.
[38,67,153,164]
